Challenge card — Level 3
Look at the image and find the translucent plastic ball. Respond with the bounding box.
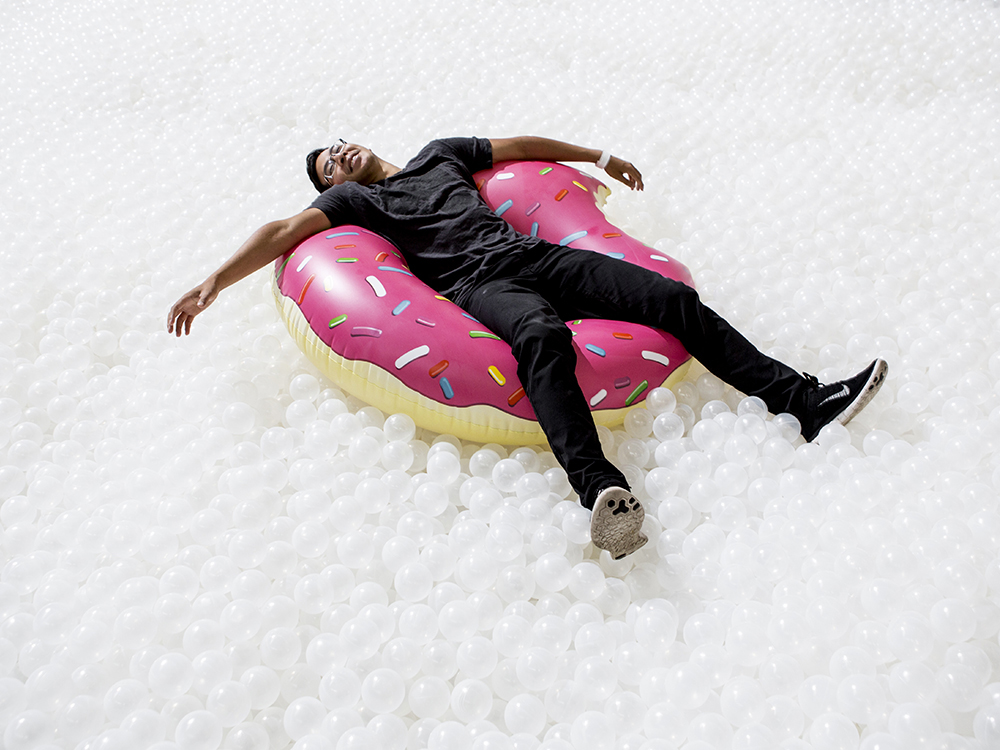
[634,600,678,651]
[505,693,546,736]
[361,669,405,713]
[646,388,677,416]
[456,636,499,680]
[148,653,195,699]
[571,711,615,750]
[409,676,451,719]
[206,681,252,726]
[174,710,223,750]
[283,697,327,740]
[451,679,493,723]
[492,460,526,493]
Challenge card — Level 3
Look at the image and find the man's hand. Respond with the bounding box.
[604,156,644,191]
[167,278,219,336]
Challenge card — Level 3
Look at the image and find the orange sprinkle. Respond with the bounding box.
[612,332,634,340]
[375,251,389,262]
[603,233,622,238]
[555,189,569,201]
[476,179,485,191]
[429,360,449,378]
[334,244,356,249]
[297,275,315,305]
[507,387,526,406]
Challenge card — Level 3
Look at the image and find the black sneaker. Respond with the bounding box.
[797,358,888,442]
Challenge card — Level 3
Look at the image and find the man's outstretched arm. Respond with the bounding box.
[489,136,644,191]
[167,207,331,336]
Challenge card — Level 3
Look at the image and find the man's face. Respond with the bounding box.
[317,142,379,188]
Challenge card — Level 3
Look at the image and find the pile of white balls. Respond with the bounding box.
[3,0,1000,748]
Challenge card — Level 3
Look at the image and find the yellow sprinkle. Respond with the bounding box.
[488,366,506,386]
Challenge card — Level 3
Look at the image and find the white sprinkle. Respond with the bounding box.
[395,345,431,369]
[590,389,608,406]
[296,255,313,272]
[366,276,386,297]
[497,172,515,180]
[641,351,670,367]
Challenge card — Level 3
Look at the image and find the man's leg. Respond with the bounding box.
[459,275,630,511]
[528,245,813,415]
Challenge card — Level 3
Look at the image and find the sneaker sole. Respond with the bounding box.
[590,488,647,560]
[835,358,888,427]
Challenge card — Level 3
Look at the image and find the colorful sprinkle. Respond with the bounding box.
[416,318,435,327]
[585,344,606,357]
[366,276,386,297]
[435,295,448,301]
[606,252,625,259]
[297,275,315,305]
[488,366,506,386]
[334,244,356,249]
[570,320,582,325]
[462,313,479,322]
[351,326,382,337]
[555,189,569,201]
[572,180,588,191]
[625,380,649,405]
[392,300,411,316]
[495,199,514,217]
[440,378,454,399]
[328,314,347,328]
[275,254,293,279]
[497,172,515,180]
[613,332,633,340]
[590,389,608,406]
[641,350,671,367]
[507,387,526,406]
[429,360,449,377]
[326,231,359,239]
[324,277,335,292]
[336,257,357,263]
[378,266,413,276]
[603,233,622,238]
[615,377,632,389]
[649,254,670,263]
[375,252,389,262]
[476,179,485,190]
[559,230,588,246]
[526,202,541,216]
[395,345,430,369]
[296,255,313,273]
[469,331,501,340]
[539,167,553,175]
[530,222,539,237]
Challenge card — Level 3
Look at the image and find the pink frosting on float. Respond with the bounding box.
[274,161,694,422]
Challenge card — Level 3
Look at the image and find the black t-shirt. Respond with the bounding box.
[309,137,548,301]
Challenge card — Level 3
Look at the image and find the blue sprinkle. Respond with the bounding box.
[392,300,410,316]
[585,344,606,357]
[461,313,479,322]
[530,222,539,237]
[377,266,414,276]
[607,252,625,259]
[559,230,588,246]
[440,378,454,399]
[495,199,514,217]
[326,231,360,239]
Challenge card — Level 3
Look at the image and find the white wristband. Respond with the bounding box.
[596,150,611,170]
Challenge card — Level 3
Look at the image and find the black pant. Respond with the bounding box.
[453,244,808,510]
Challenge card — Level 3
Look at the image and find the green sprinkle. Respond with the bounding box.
[275,253,294,279]
[469,331,501,340]
[625,380,649,406]
[336,257,357,263]
[569,319,582,325]
[328,314,347,328]
[539,167,553,175]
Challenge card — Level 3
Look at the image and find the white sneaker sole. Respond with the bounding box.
[590,487,647,560]
[836,358,888,427]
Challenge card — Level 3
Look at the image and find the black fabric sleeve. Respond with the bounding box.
[308,185,353,228]
[435,137,494,173]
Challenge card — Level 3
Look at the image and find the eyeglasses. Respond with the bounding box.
[323,140,347,185]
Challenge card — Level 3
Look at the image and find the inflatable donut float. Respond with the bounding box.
[272,161,695,445]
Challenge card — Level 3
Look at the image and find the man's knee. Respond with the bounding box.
[509,315,573,361]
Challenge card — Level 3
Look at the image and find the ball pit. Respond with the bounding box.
[4,0,1000,748]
